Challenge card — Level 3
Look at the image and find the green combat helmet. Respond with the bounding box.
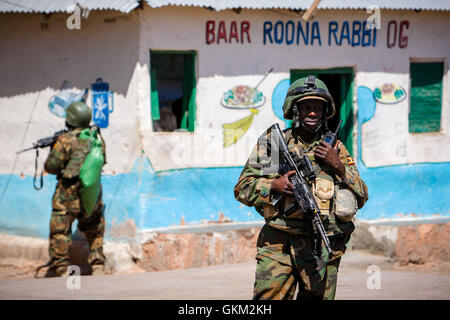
[282,75,336,123]
[65,101,92,128]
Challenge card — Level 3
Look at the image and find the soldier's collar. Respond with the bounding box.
[291,128,322,147]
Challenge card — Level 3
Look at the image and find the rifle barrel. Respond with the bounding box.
[16,146,36,154]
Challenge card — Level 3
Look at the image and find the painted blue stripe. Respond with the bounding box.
[0,156,448,239]
[102,160,259,234]
[357,162,450,220]
[0,158,258,239]
[0,173,56,238]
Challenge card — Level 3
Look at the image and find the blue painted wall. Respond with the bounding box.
[1,153,448,239]
[357,162,450,219]
[0,158,259,239]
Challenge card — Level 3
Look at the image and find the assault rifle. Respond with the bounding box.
[16,129,68,190]
[270,123,335,260]
[16,129,68,154]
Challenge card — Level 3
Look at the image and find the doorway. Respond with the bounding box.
[290,67,354,156]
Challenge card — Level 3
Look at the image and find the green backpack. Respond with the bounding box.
[79,127,104,216]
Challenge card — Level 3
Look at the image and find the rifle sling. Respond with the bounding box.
[33,149,44,190]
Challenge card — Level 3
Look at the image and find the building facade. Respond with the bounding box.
[0,2,449,239]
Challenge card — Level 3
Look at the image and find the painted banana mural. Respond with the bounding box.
[223,108,259,147]
[221,68,272,148]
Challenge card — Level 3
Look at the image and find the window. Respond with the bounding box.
[409,62,444,133]
[150,51,196,132]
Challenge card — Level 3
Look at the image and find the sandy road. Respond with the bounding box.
[0,251,449,300]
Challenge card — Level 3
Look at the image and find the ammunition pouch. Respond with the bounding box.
[263,203,277,220]
[334,184,358,222]
[313,177,334,219]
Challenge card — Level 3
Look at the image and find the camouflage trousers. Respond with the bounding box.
[48,201,106,272]
[253,224,349,300]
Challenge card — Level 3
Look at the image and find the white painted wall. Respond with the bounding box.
[358,65,449,167]
[1,7,449,177]
[0,11,142,176]
[137,7,450,170]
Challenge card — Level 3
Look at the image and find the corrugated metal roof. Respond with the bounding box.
[317,0,450,11]
[0,0,139,13]
[2,0,449,13]
[145,0,311,10]
[145,0,450,11]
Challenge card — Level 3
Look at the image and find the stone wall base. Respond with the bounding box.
[138,228,259,271]
[350,220,450,265]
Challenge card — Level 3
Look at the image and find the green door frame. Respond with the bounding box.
[150,50,197,132]
[290,67,355,156]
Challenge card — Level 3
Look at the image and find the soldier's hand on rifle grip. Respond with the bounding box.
[314,140,346,179]
[271,170,296,196]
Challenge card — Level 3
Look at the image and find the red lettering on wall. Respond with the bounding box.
[241,21,251,43]
[387,20,397,49]
[217,21,228,44]
[387,20,410,49]
[206,20,215,45]
[399,20,409,48]
[229,21,239,43]
[205,20,252,44]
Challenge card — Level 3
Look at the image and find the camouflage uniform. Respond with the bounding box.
[44,128,106,275]
[234,126,368,300]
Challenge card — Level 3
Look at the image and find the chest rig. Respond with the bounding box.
[281,129,337,220]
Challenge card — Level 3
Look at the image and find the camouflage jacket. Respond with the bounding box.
[44,128,106,213]
[234,126,369,236]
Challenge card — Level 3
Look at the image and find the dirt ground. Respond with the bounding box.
[0,250,449,300]
[1,249,449,281]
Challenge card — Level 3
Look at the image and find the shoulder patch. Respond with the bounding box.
[346,155,355,166]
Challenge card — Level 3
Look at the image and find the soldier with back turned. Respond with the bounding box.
[44,101,107,277]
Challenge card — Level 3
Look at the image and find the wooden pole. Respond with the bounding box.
[302,0,321,21]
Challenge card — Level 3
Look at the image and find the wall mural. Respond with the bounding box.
[91,78,114,129]
[221,69,272,147]
[357,86,376,167]
[271,79,291,129]
[48,78,114,130]
[221,85,265,109]
[220,78,406,148]
[48,80,87,118]
[357,83,408,166]
[373,83,406,104]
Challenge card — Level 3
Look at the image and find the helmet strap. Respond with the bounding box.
[293,105,301,128]
[65,121,75,130]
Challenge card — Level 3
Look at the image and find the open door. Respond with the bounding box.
[290,67,354,156]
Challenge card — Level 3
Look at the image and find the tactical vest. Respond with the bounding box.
[61,128,92,179]
[263,128,355,237]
